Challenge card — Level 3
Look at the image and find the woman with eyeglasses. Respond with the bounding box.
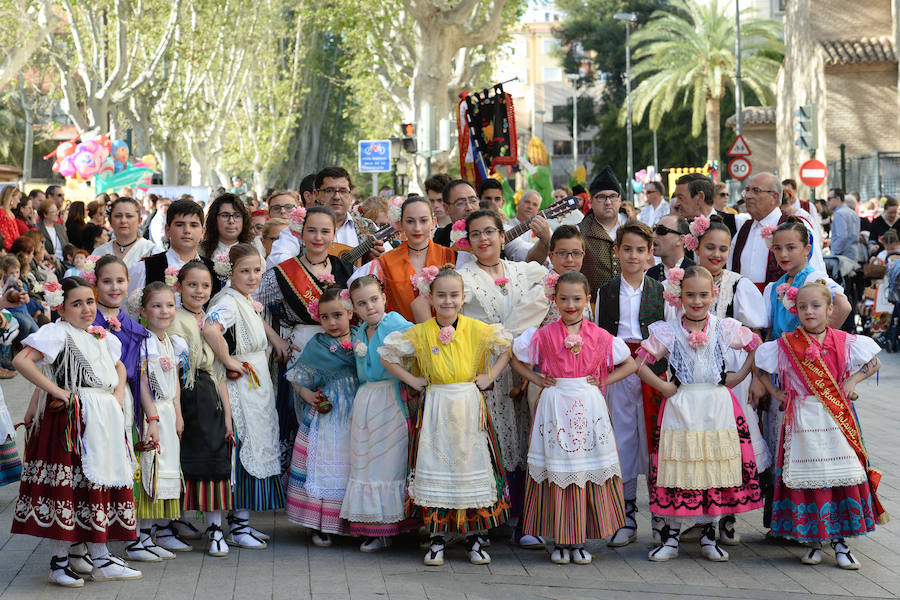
[457,209,550,549]
[93,197,161,268]
[200,193,265,270]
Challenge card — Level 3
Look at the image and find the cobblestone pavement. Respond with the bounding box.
[0,353,899,600]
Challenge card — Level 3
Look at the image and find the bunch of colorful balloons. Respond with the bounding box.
[50,135,115,180]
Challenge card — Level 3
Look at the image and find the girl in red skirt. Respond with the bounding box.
[12,277,150,587]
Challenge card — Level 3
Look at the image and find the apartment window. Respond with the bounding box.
[543,39,558,54]
[543,67,562,82]
[553,140,573,155]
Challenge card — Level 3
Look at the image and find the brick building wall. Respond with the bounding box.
[824,63,900,161]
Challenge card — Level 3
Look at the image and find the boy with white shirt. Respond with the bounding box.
[129,200,220,297]
[595,220,671,547]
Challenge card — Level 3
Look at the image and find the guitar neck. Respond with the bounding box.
[505,210,550,243]
[342,238,375,264]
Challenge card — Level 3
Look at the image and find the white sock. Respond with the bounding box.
[50,540,69,559]
[87,543,109,560]
[206,511,222,528]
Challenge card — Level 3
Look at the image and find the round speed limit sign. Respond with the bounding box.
[728,157,751,180]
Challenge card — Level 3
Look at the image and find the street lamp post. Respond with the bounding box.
[565,73,579,170]
[614,12,637,205]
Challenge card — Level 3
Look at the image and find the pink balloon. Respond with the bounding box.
[58,155,77,178]
[73,148,102,178]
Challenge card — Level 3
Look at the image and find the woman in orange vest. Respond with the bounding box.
[351,196,455,323]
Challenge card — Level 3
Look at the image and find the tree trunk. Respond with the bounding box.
[705,95,721,163]
[160,140,179,185]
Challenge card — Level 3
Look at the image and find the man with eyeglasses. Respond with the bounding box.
[314,166,381,258]
[637,181,669,227]
[578,165,624,297]
[672,173,736,236]
[646,215,694,282]
[433,179,480,247]
[729,172,826,290]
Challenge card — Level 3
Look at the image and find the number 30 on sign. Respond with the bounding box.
[728,157,751,180]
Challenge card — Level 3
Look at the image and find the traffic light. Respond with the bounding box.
[399,123,417,153]
[795,104,817,152]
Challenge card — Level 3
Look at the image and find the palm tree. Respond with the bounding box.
[623,0,783,161]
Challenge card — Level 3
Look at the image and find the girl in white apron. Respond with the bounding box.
[127,282,188,562]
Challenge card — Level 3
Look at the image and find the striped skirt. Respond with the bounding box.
[233,452,285,512]
[285,424,350,535]
[522,475,626,546]
[133,476,182,520]
[184,479,233,512]
[0,438,21,486]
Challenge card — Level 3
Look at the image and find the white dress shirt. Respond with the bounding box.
[335,217,360,247]
[128,248,200,294]
[615,277,644,342]
[730,208,826,283]
[638,200,670,227]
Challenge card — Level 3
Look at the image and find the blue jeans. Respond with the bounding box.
[8,307,37,338]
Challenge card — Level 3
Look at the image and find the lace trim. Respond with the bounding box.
[658,429,740,461]
[670,316,726,385]
[656,456,743,489]
[528,464,621,488]
[340,479,408,522]
[712,270,741,319]
[781,421,867,489]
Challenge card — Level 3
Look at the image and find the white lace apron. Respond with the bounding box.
[141,335,182,500]
[657,317,741,489]
[67,327,133,488]
[410,382,497,509]
[782,395,866,489]
[219,289,281,479]
[528,377,621,488]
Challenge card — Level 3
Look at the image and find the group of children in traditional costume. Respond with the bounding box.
[2,203,890,588]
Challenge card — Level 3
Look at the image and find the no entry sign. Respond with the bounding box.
[799,159,828,187]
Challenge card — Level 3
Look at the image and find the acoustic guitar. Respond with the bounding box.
[328,224,401,266]
[451,195,580,251]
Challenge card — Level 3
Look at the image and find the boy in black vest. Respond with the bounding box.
[596,220,670,548]
[128,199,220,296]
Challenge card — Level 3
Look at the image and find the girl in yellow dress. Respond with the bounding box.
[380,266,512,567]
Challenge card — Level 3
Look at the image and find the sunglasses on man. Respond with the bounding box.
[654,224,687,236]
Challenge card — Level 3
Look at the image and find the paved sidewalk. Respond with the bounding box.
[0,354,899,599]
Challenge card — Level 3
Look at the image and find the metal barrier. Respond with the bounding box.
[828,152,900,199]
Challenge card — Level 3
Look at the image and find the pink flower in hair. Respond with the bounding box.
[543,273,560,298]
[683,235,699,251]
[663,291,681,307]
[339,289,352,310]
[451,220,467,232]
[761,225,778,247]
[456,238,470,250]
[288,206,307,233]
[665,267,685,286]
[450,219,468,247]
[308,299,320,322]
[687,330,708,349]
[689,214,711,238]
[164,266,179,287]
[82,272,96,285]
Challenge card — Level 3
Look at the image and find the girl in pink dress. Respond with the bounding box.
[636,266,762,563]
[511,272,635,565]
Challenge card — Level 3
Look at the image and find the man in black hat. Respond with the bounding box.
[579,165,624,298]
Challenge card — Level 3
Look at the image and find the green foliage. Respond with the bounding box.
[627,0,783,137]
